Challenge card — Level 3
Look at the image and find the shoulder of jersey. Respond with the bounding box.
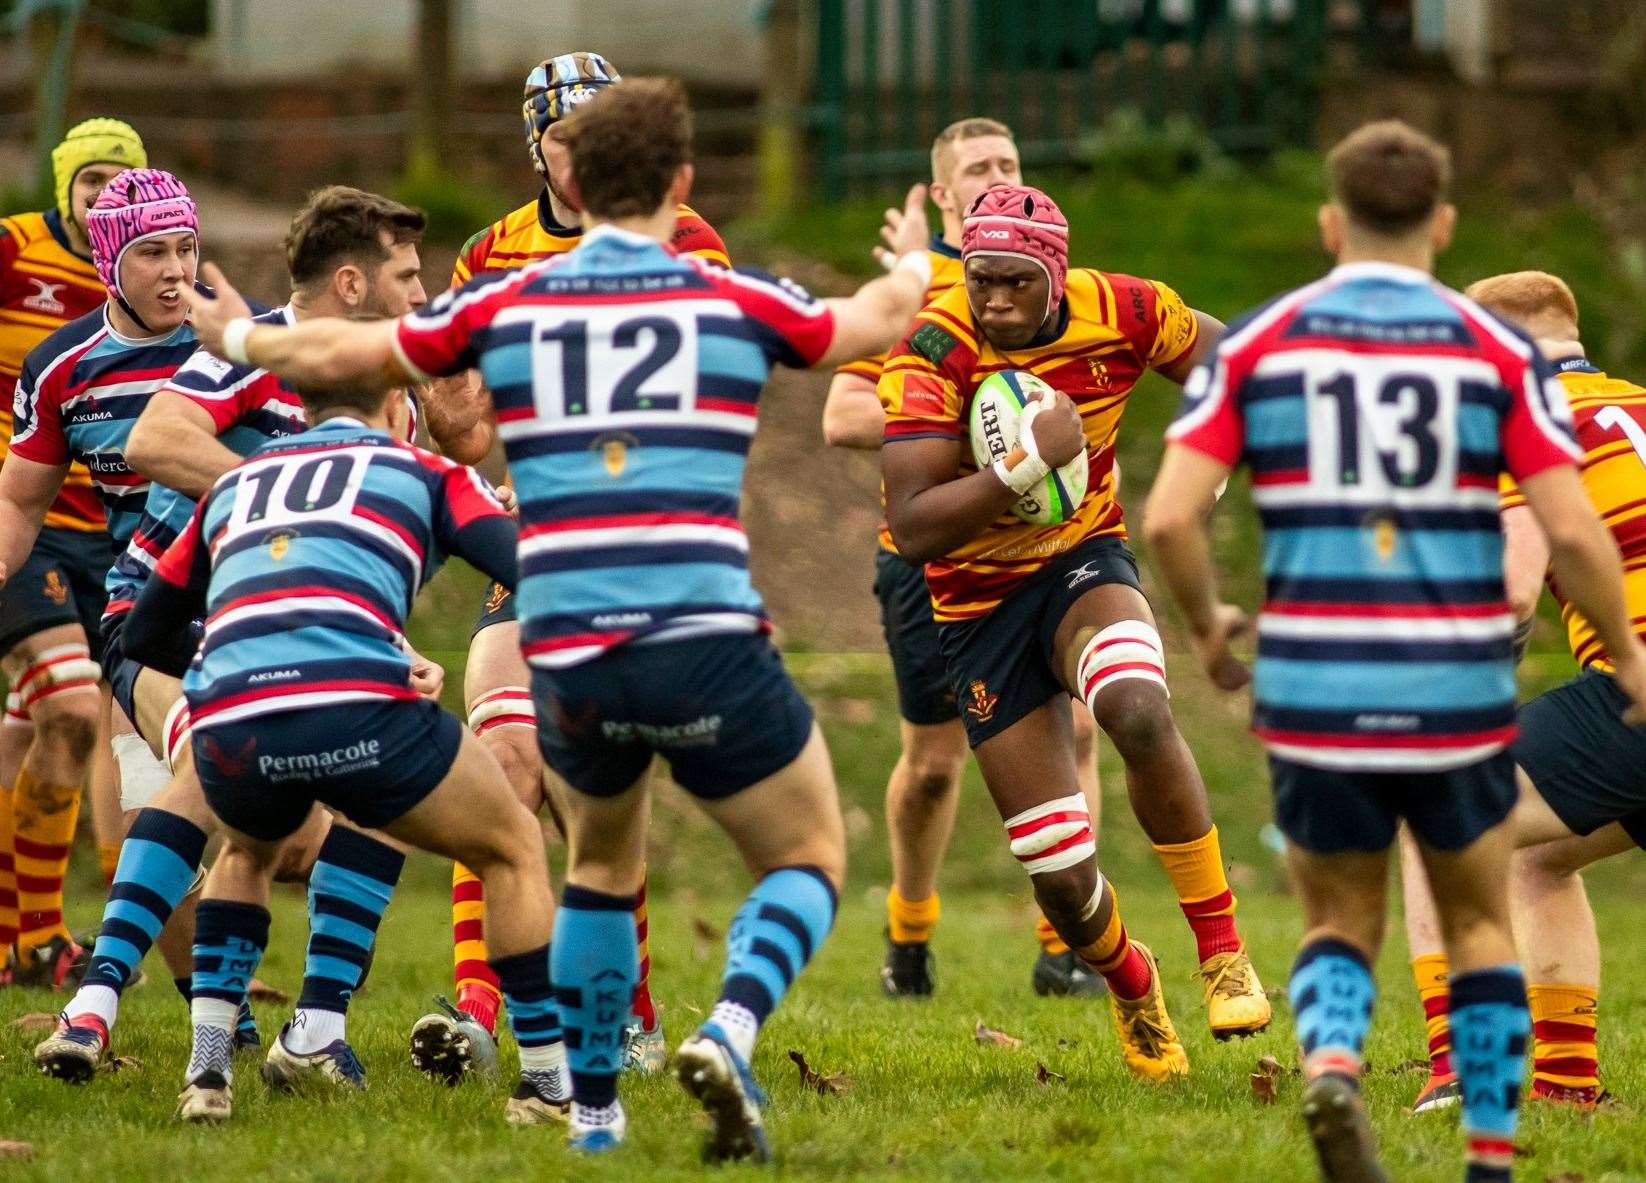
[22,305,106,376]
[0,211,48,244]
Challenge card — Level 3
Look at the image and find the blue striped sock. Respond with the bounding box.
[188,900,269,1084]
[1452,965,1529,1182]
[1290,937,1375,1080]
[297,827,404,1014]
[714,866,837,1054]
[552,886,637,1109]
[83,809,207,992]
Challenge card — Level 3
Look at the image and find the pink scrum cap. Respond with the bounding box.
[960,185,1069,315]
[86,167,198,305]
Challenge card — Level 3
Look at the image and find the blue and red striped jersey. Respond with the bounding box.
[11,308,198,547]
[1168,261,1581,771]
[144,417,515,728]
[104,304,307,626]
[392,223,835,668]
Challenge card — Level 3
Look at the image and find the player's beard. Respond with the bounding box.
[544,169,579,218]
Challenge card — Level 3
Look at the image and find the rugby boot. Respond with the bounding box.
[1531,1081,1606,1111]
[176,1071,233,1123]
[1301,1073,1388,1182]
[1198,947,1271,1039]
[1410,1071,1461,1113]
[411,995,499,1084]
[675,1023,771,1163]
[262,1020,366,1091]
[504,1071,571,1125]
[10,934,85,991]
[1109,942,1190,1082]
[567,1104,626,1152]
[33,1012,109,1083]
[880,933,934,997]
[1032,949,1108,998]
[622,1015,667,1073]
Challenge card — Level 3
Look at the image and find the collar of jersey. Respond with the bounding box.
[536,191,583,238]
[930,234,961,260]
[580,223,669,251]
[43,208,92,263]
[314,415,372,433]
[1327,260,1434,286]
[101,306,192,349]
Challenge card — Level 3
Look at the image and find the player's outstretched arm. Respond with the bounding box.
[1518,465,1646,719]
[1143,443,1251,691]
[812,185,933,370]
[421,371,497,466]
[0,453,69,590]
[127,391,242,499]
[882,390,1085,563]
[187,263,413,394]
[821,371,886,449]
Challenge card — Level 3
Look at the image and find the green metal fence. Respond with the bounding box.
[814,0,1380,197]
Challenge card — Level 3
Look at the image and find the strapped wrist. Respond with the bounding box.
[221,317,255,366]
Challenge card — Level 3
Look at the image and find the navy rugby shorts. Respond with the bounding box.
[1514,667,1646,847]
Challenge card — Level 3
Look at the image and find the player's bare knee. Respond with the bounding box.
[1031,863,1098,929]
[30,692,100,762]
[902,755,963,803]
[485,731,542,810]
[1091,685,1176,761]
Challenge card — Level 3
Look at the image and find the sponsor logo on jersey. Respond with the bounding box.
[910,323,959,367]
[965,679,997,723]
[1065,560,1107,590]
[22,278,67,315]
[591,611,651,627]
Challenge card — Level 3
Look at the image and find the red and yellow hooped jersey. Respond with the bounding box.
[0,210,107,532]
[879,268,1198,621]
[449,193,728,288]
[1501,359,1646,672]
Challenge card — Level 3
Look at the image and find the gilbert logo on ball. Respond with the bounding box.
[969,370,1088,526]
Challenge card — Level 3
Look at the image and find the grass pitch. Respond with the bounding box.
[5,654,1646,1182]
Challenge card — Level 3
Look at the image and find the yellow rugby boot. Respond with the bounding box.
[1109,942,1189,1082]
[1198,946,1272,1040]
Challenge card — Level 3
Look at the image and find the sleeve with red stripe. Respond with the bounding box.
[394,269,518,382]
[713,265,835,368]
[670,212,730,267]
[161,348,266,433]
[1502,343,1583,482]
[878,317,969,443]
[9,344,71,464]
[418,448,519,589]
[1164,340,1244,467]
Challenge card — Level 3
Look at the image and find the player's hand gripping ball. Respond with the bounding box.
[969,370,1088,525]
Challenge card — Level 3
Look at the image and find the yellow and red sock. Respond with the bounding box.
[1412,952,1453,1079]
[0,781,17,950]
[451,862,501,1035]
[1529,982,1599,1103]
[12,769,80,955]
[1034,913,1068,956]
[1074,881,1151,1000]
[631,875,657,1028]
[1152,825,1242,962]
[887,886,940,945]
[97,841,120,889]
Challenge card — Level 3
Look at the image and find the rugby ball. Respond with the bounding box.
[969,370,1088,526]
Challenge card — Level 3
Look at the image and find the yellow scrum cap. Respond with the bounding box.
[51,118,147,226]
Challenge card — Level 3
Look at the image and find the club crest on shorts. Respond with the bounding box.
[42,569,68,605]
[965,679,997,724]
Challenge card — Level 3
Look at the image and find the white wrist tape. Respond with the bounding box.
[893,250,932,287]
[221,317,255,366]
[991,399,1052,494]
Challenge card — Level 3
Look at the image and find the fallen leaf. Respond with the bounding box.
[103,1055,142,1073]
[247,979,290,1004]
[1545,1173,1585,1182]
[691,917,723,942]
[787,1049,849,1096]
[11,1014,55,1033]
[1035,1062,1065,1086]
[1055,1039,1080,1051]
[0,1142,33,1159]
[974,1020,1023,1048]
[1386,1058,1430,1075]
[1226,860,1259,889]
[1265,985,1290,1003]
[1251,1053,1284,1104]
